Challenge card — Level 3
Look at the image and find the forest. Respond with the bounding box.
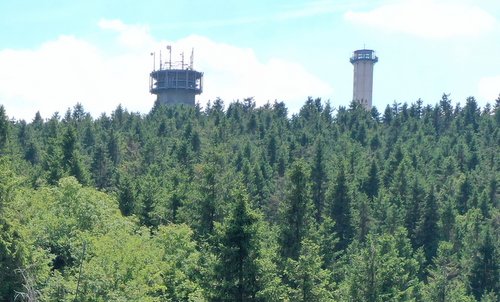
[0,95,498,301]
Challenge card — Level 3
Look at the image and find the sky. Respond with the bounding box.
[0,0,499,120]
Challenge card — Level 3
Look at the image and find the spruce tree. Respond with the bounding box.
[423,242,474,302]
[0,106,9,152]
[311,140,327,223]
[214,187,261,301]
[470,228,499,300]
[364,160,379,201]
[415,187,440,262]
[285,239,334,302]
[280,161,312,260]
[328,165,352,252]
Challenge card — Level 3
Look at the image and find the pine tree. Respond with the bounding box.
[364,160,379,201]
[470,228,499,300]
[91,144,112,190]
[423,242,474,302]
[196,163,219,237]
[342,228,420,302]
[61,125,77,168]
[415,187,440,262]
[0,159,22,300]
[286,239,334,302]
[280,161,312,260]
[311,140,327,223]
[0,106,9,152]
[118,175,136,216]
[327,165,353,251]
[214,187,261,301]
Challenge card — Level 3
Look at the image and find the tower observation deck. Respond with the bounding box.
[350,49,378,110]
[149,47,203,106]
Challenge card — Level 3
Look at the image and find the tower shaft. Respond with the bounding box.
[350,49,378,110]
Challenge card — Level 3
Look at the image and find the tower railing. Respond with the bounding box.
[350,50,378,63]
[150,69,203,94]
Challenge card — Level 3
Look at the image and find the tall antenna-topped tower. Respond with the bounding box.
[350,49,378,110]
[150,46,203,106]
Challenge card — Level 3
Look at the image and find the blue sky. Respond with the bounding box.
[1,0,499,120]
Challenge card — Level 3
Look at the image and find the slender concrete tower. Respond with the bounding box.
[149,47,203,106]
[350,49,378,110]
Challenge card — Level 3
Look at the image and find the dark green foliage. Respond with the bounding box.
[470,228,499,300]
[415,187,440,262]
[280,161,312,261]
[0,96,498,301]
[0,106,9,152]
[327,165,353,251]
[118,174,136,216]
[311,140,327,223]
[364,160,379,200]
[214,186,261,301]
[0,159,22,300]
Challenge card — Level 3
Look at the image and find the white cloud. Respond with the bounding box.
[478,76,500,102]
[344,0,496,38]
[177,36,332,111]
[0,19,332,120]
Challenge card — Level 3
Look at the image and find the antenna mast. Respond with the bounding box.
[159,50,162,70]
[150,52,155,71]
[167,45,172,69]
[190,48,194,70]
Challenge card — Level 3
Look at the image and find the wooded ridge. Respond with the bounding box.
[0,95,498,301]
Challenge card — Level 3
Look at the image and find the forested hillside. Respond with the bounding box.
[0,95,498,301]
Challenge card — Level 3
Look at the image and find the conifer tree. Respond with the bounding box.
[0,106,9,152]
[470,228,499,300]
[342,228,420,301]
[285,239,334,302]
[415,187,440,262]
[311,140,327,223]
[364,160,379,201]
[194,162,220,237]
[423,242,474,302]
[327,165,352,251]
[280,161,312,260]
[118,174,136,216]
[214,186,261,301]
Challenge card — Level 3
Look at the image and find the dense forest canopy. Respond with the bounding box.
[0,94,499,301]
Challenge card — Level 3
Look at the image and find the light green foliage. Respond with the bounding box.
[3,176,203,301]
[154,224,205,301]
[285,239,334,302]
[341,228,421,302]
[422,242,474,302]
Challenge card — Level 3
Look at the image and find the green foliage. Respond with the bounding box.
[0,96,498,301]
[0,105,9,152]
[470,228,499,300]
[327,165,353,251]
[285,239,334,301]
[422,241,475,302]
[340,228,421,302]
[280,161,313,261]
[213,186,262,301]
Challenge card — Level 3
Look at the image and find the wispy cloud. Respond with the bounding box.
[344,0,497,38]
[275,0,360,21]
[155,0,357,30]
